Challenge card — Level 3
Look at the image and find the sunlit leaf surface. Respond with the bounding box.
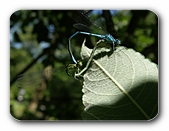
[81,43,158,120]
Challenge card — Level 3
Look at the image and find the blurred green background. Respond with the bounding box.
[10,10,158,120]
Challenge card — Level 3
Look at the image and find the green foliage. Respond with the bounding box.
[81,43,158,120]
[10,10,158,120]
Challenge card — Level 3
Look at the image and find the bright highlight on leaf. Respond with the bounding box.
[80,42,158,120]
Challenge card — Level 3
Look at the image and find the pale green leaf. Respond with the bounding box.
[80,42,158,120]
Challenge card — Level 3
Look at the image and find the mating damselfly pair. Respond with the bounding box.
[16,10,121,88]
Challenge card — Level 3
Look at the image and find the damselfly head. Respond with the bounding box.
[115,39,121,46]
